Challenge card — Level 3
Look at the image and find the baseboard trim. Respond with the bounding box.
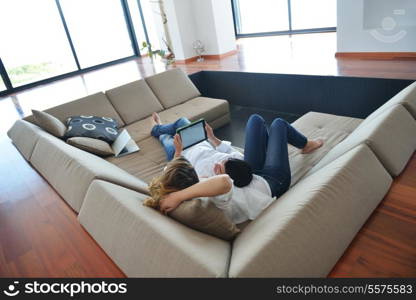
[335,52,416,60]
[175,50,238,64]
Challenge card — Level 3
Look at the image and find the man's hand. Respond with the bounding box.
[173,134,183,157]
[159,192,182,214]
[205,123,221,147]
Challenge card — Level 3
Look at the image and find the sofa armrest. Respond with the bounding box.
[7,119,49,160]
[30,134,149,212]
[78,180,231,277]
[229,144,392,277]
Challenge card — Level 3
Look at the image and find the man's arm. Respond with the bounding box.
[205,123,222,147]
[159,175,232,214]
[173,134,183,158]
[206,123,243,158]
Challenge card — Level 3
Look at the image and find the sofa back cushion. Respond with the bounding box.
[145,68,201,109]
[359,81,416,128]
[228,144,392,277]
[289,111,363,186]
[105,79,163,124]
[26,92,125,127]
[308,104,416,177]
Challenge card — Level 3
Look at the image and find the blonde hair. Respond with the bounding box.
[143,157,199,209]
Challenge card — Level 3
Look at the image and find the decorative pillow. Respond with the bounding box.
[169,198,240,241]
[67,137,114,157]
[32,109,66,138]
[64,115,119,144]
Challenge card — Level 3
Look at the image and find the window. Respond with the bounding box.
[0,0,162,96]
[236,0,289,34]
[0,0,77,87]
[291,0,336,30]
[0,78,5,91]
[59,0,134,68]
[139,0,161,51]
[127,0,149,53]
[233,0,336,36]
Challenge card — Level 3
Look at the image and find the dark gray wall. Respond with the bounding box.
[190,71,413,118]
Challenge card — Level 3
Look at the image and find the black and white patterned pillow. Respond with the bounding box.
[64,115,119,144]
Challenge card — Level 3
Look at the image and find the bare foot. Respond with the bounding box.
[150,112,162,128]
[301,139,324,154]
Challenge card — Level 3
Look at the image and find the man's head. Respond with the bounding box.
[214,158,253,188]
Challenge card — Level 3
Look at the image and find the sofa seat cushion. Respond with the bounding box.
[159,97,229,124]
[124,97,230,142]
[308,105,416,177]
[123,116,154,142]
[105,79,163,125]
[107,137,167,183]
[229,144,392,277]
[120,111,360,187]
[145,68,201,109]
[107,151,165,183]
[289,112,363,186]
[25,92,125,127]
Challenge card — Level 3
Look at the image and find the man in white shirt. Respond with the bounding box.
[150,113,323,224]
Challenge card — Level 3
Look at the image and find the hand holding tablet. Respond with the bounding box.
[176,119,207,150]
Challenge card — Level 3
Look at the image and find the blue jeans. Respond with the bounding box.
[244,114,307,198]
[151,117,191,161]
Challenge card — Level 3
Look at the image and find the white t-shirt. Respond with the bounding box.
[183,141,274,224]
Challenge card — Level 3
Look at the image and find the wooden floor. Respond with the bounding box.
[0,33,415,277]
[329,153,416,277]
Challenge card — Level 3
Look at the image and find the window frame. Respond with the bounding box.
[231,0,336,38]
[0,0,151,97]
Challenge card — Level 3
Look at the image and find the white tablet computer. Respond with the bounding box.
[176,119,207,150]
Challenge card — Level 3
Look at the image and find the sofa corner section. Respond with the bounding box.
[78,180,231,278]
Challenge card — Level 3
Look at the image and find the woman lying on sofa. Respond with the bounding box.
[143,113,323,224]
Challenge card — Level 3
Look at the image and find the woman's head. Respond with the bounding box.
[143,156,199,209]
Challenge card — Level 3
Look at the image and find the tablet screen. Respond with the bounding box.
[178,120,207,150]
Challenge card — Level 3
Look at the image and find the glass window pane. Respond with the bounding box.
[0,0,77,87]
[127,0,149,53]
[139,0,161,51]
[60,0,134,68]
[0,77,5,91]
[236,0,289,34]
[291,0,336,30]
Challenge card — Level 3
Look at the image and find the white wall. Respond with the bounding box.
[164,0,236,60]
[192,0,219,55]
[337,0,416,52]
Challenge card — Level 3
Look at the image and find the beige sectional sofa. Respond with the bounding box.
[7,69,416,277]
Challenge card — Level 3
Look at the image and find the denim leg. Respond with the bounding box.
[151,117,191,161]
[280,118,308,149]
[159,134,176,161]
[151,117,191,137]
[261,118,304,196]
[243,114,269,172]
